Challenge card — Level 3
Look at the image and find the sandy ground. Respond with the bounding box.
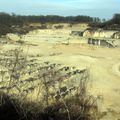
[1,27,120,120]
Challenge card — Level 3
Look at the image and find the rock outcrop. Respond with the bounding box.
[113,32,120,39]
[83,29,118,38]
[6,33,20,42]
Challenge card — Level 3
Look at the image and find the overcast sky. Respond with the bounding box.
[0,0,120,19]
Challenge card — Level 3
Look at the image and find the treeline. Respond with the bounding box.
[1,12,120,36]
[0,12,99,25]
[0,12,101,36]
[90,14,120,30]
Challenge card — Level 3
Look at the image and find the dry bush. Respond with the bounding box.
[44,70,99,120]
[0,48,100,120]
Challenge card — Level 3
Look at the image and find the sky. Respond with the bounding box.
[0,0,120,19]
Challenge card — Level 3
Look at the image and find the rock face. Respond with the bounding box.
[6,33,20,42]
[27,29,71,35]
[82,29,120,47]
[83,30,94,38]
[23,29,71,43]
[113,32,120,39]
[83,29,118,38]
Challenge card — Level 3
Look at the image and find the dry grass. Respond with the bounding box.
[0,48,101,120]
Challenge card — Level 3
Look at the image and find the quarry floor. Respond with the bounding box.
[1,30,120,120]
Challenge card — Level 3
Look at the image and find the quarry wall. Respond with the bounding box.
[83,29,119,39]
